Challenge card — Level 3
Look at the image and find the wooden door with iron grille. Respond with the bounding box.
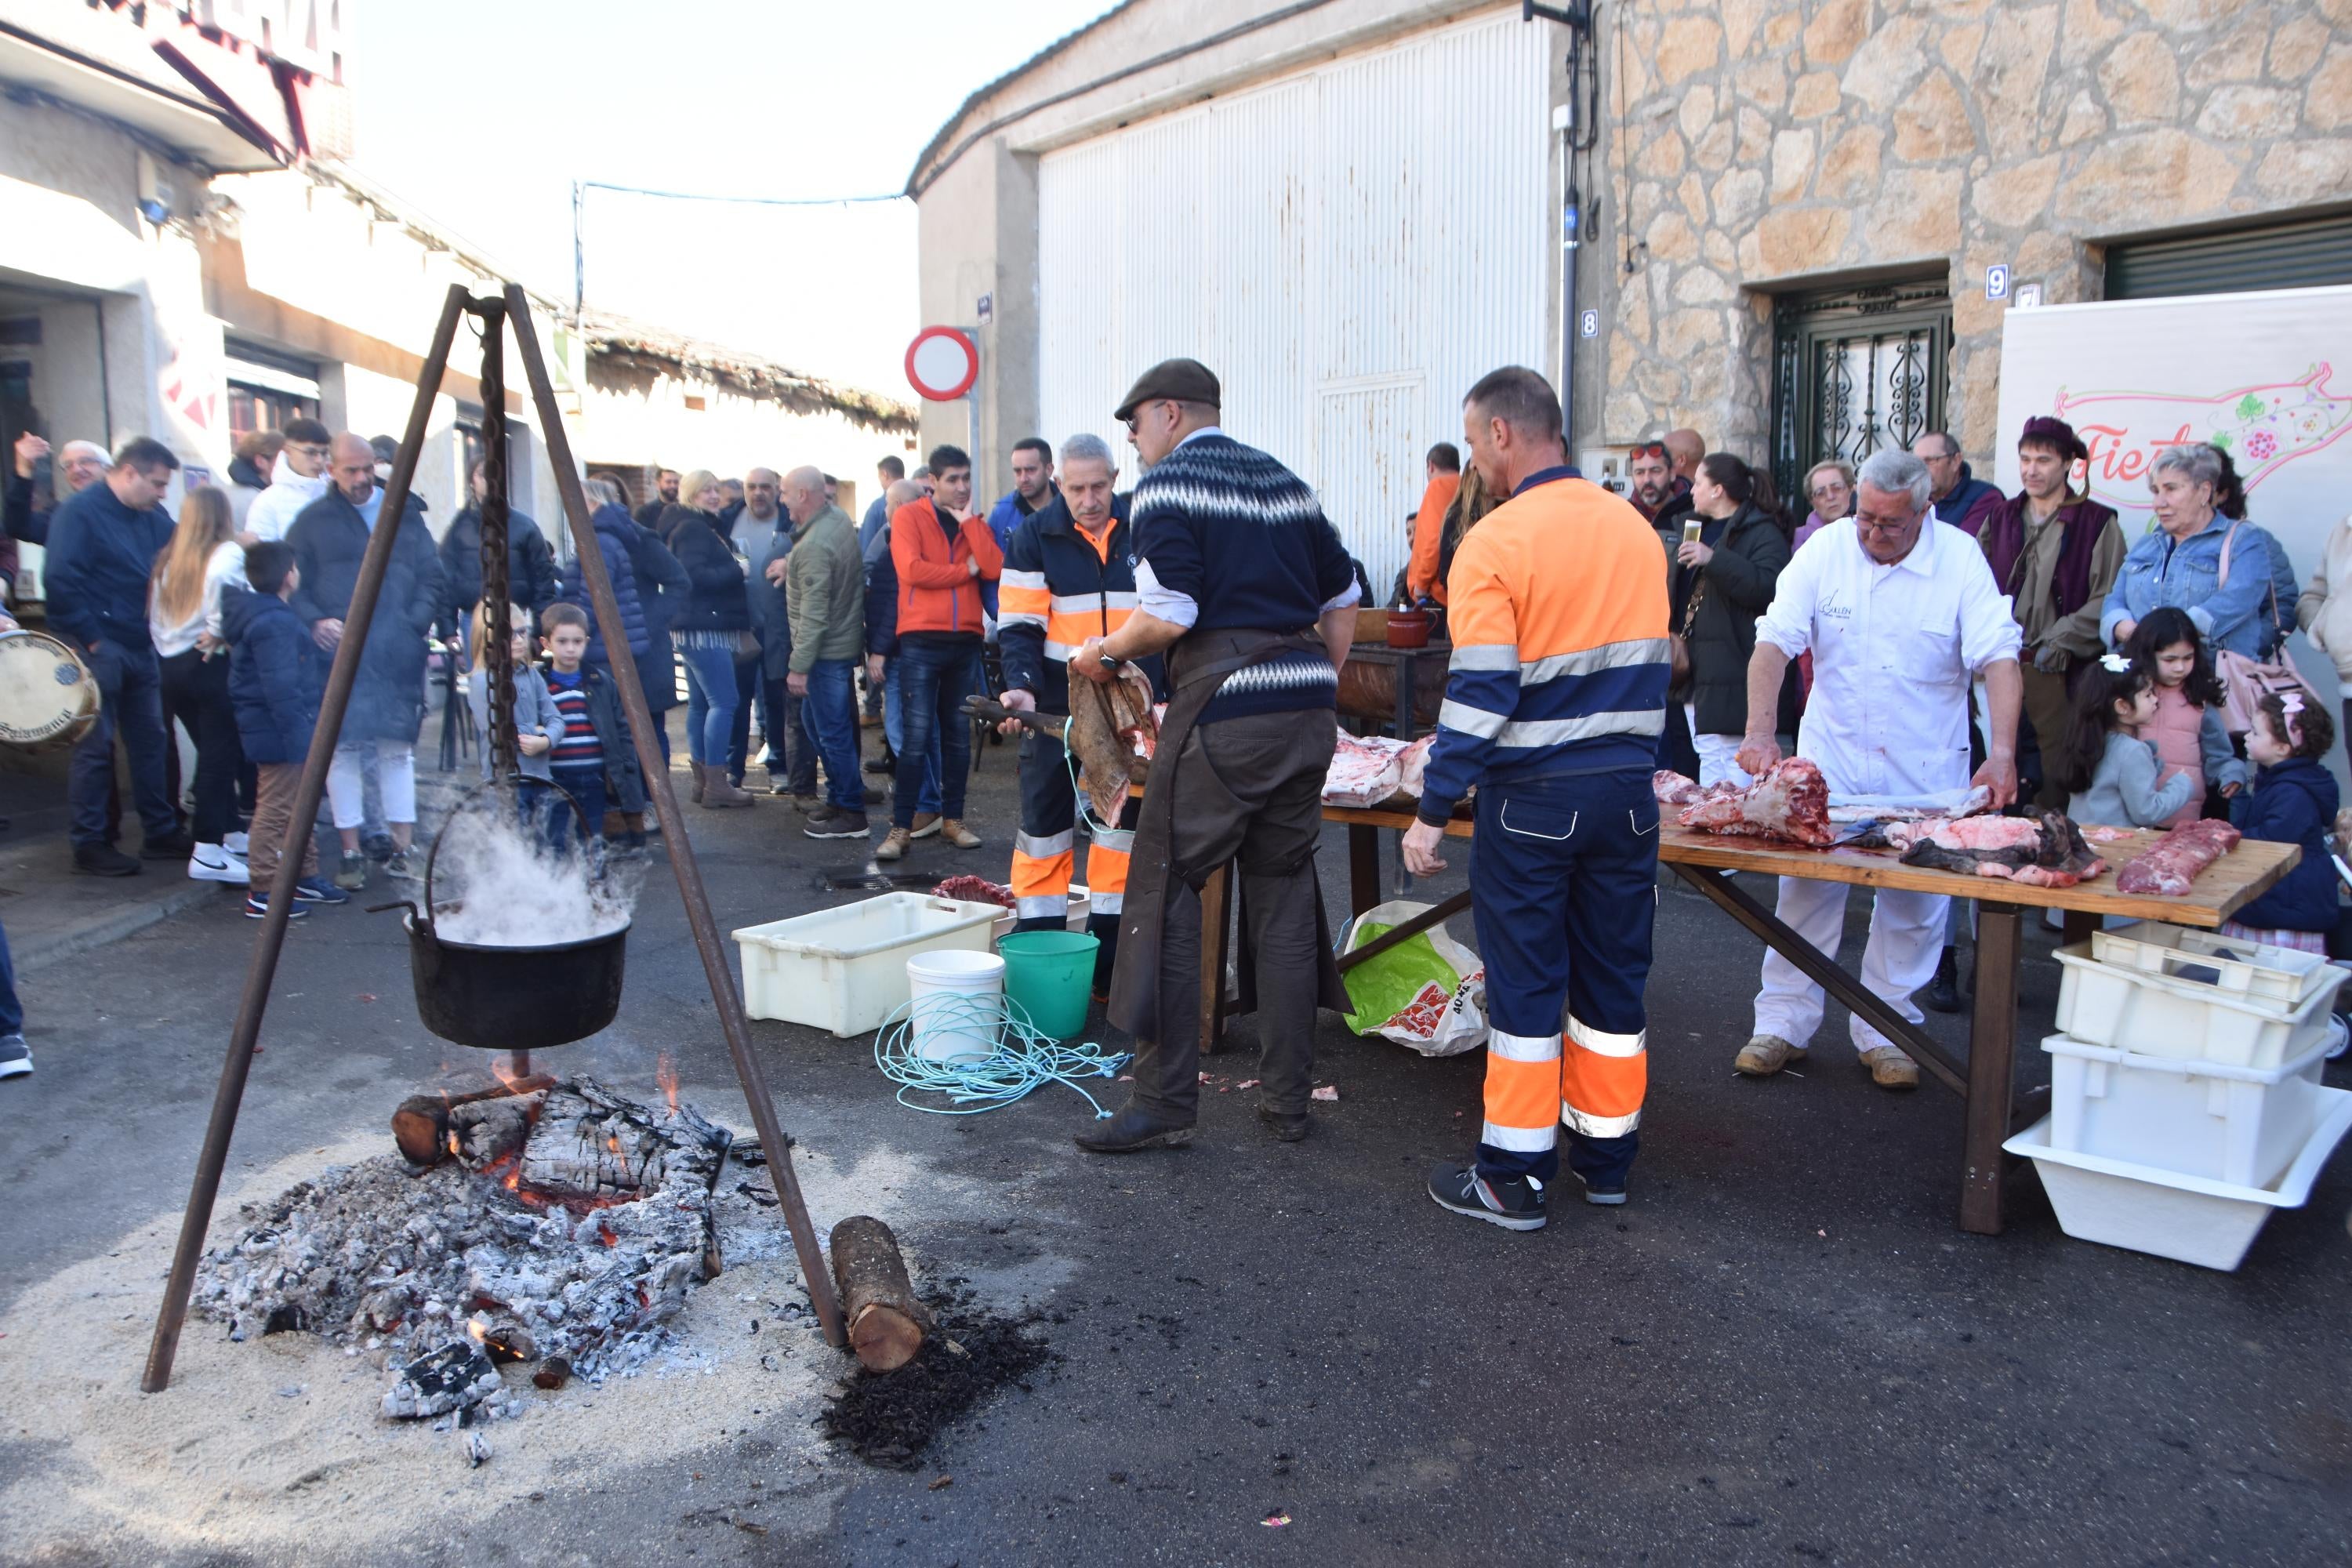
[1771,281,1952,503]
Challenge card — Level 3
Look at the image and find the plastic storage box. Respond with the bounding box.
[2005,1091,2352,1270]
[2041,1031,2334,1189]
[733,894,1004,1037]
[2086,923,2339,1008]
[2053,941,2346,1067]
[989,886,1091,945]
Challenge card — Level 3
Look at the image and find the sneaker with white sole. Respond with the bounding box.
[293,877,350,906]
[0,1034,28,1080]
[223,830,250,856]
[188,844,251,885]
[1734,1033,1805,1076]
[244,892,309,920]
[1426,1160,1547,1231]
[909,812,942,840]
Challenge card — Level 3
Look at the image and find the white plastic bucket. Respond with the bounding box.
[906,949,1005,1063]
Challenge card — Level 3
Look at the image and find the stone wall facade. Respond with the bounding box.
[1584,0,2352,463]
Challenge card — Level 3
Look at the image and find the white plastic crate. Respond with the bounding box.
[2053,942,2346,1067]
[990,886,1092,944]
[2042,1031,2335,1189]
[2005,1091,2352,1270]
[2086,923,2338,1008]
[733,894,1003,1037]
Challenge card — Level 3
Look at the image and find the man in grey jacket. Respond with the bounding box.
[783,466,869,838]
[736,468,815,800]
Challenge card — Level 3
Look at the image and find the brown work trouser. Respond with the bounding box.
[249,762,319,888]
[1128,710,1337,1124]
[2023,662,2074,811]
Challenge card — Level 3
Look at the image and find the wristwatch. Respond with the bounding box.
[1098,652,1120,673]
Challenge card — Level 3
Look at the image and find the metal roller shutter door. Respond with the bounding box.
[1035,8,1550,592]
[2106,213,2352,301]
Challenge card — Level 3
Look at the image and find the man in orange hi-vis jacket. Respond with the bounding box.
[1403,441,1462,604]
[1404,367,1671,1232]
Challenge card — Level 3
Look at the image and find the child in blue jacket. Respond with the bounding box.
[2224,691,2342,954]
[224,542,340,918]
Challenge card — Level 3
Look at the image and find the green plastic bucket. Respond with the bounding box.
[996,930,1100,1040]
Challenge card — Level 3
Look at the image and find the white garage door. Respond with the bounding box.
[1036,7,1552,593]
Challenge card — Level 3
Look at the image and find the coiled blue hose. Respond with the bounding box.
[872,992,1132,1119]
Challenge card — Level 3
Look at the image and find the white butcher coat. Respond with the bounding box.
[1755,517,2022,797]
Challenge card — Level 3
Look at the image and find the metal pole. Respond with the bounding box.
[501,285,847,1348]
[571,180,585,321]
[477,298,517,784]
[143,284,473,1393]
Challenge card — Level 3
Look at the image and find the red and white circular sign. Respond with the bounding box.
[904,327,979,401]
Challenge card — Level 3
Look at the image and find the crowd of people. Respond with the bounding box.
[4,370,2347,1214]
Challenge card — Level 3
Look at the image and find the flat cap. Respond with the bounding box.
[1114,358,1221,421]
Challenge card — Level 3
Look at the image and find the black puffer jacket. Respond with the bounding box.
[439,505,559,625]
[660,504,750,635]
[1675,499,1789,736]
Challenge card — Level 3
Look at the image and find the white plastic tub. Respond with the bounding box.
[2005,1091,2352,1270]
[733,894,1003,1036]
[990,886,1091,944]
[2042,1031,2334,1189]
[2053,942,2346,1067]
[2087,923,2339,1008]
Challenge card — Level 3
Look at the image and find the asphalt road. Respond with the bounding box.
[4,722,2349,1567]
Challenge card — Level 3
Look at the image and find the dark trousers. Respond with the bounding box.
[72,638,177,849]
[726,655,769,782]
[1471,768,1657,1189]
[765,673,817,794]
[891,637,979,827]
[159,647,245,844]
[0,913,20,1036]
[1129,710,1336,1124]
[530,765,608,851]
[799,659,865,814]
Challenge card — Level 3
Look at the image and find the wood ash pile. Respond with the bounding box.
[192,1076,731,1425]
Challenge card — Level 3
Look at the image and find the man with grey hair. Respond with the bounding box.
[1731,447,2024,1091]
[995,430,1149,994]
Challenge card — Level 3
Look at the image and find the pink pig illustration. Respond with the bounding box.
[2055,363,2350,515]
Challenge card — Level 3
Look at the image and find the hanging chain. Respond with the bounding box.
[476,297,519,783]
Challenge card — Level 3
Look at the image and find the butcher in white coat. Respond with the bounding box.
[1731,448,2024,1089]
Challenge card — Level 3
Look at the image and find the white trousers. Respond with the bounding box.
[1685,706,1754,789]
[1751,877,1948,1058]
[328,739,416,830]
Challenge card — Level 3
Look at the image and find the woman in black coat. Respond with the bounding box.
[1672,452,1790,787]
[659,470,753,807]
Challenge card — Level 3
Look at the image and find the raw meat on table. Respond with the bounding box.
[1653,770,1704,806]
[1323,734,1406,808]
[2116,818,2241,897]
[1896,810,2107,887]
[1677,758,1835,846]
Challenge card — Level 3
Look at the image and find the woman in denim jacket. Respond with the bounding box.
[2101,442,2272,659]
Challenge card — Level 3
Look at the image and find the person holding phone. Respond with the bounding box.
[1673,453,1791,788]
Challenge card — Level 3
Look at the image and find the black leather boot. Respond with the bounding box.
[1922,946,1962,1014]
[1073,1106,1195,1154]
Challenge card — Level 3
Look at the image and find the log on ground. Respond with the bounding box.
[829,1215,932,1373]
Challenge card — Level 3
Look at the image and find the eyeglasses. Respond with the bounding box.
[1854,511,1915,535]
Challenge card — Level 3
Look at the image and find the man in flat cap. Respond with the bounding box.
[1070,358,1363,1152]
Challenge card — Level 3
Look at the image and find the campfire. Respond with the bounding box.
[193,1073,735,1423]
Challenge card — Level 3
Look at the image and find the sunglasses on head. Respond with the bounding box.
[1629,441,1668,460]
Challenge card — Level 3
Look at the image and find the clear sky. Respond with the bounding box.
[352,0,1112,396]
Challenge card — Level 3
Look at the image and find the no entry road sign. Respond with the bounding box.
[905,327,979,401]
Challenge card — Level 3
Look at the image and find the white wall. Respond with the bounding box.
[1033,7,1551,589]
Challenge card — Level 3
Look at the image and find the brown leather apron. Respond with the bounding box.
[1106,627,1349,1038]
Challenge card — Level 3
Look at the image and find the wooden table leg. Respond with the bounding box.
[1960,901,2023,1236]
[1349,823,1381,917]
[2060,909,2098,949]
[1200,862,1232,1054]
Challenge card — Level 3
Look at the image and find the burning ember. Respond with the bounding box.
[192,1076,731,1424]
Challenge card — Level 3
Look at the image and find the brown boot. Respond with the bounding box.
[689,764,706,805]
[702,764,754,808]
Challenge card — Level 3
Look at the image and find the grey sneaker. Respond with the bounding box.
[332,851,367,891]
[384,848,420,881]
[1427,1161,1546,1231]
[0,1034,28,1080]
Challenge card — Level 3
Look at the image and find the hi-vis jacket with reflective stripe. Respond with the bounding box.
[998,491,1154,715]
[1415,467,1671,826]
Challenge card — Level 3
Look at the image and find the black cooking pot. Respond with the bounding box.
[383,779,627,1050]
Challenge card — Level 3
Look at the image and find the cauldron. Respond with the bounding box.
[383,779,627,1051]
